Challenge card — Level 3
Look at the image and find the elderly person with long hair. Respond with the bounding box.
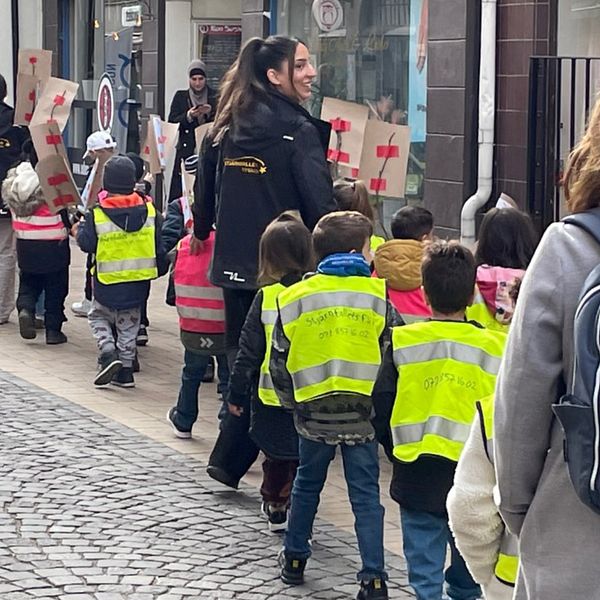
[493,99,600,598]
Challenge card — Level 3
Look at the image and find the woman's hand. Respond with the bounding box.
[228,403,244,417]
[189,235,204,255]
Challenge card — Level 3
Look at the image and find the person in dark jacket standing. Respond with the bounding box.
[167,59,216,202]
[191,35,335,486]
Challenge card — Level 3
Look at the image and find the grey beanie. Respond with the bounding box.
[188,59,206,78]
[103,155,136,195]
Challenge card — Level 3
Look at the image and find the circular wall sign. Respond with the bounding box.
[312,0,344,33]
[97,74,114,133]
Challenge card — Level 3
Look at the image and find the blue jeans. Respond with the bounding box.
[284,437,387,582]
[173,351,229,431]
[400,507,481,600]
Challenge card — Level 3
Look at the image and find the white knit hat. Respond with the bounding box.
[8,162,40,202]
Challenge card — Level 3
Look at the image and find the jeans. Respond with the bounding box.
[174,350,229,431]
[284,437,387,582]
[400,507,481,600]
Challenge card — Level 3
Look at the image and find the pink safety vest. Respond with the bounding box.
[11,204,68,241]
[173,233,225,334]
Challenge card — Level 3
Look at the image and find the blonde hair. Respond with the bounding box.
[332,179,374,222]
[563,98,600,213]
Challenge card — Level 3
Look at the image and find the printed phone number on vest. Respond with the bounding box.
[319,326,371,340]
[423,372,477,391]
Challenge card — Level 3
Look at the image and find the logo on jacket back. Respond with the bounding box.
[0,138,11,149]
[224,156,267,175]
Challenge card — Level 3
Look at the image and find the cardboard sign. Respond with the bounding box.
[321,98,369,169]
[18,49,52,86]
[30,77,79,132]
[29,121,68,163]
[36,154,81,214]
[195,122,213,153]
[14,74,39,126]
[358,120,411,198]
[142,116,179,174]
[142,118,161,175]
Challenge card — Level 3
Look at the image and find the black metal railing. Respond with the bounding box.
[527,56,600,231]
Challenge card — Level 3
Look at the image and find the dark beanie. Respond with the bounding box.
[103,155,136,194]
[188,59,206,78]
[125,152,145,182]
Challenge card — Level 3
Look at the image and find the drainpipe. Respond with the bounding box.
[460,0,497,247]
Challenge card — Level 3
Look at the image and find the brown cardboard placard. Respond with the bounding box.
[160,121,179,169]
[14,73,39,126]
[142,117,161,175]
[29,121,68,163]
[142,116,179,174]
[320,98,369,170]
[358,120,411,199]
[80,152,112,210]
[195,122,213,153]
[35,154,81,214]
[30,77,79,132]
[18,49,52,85]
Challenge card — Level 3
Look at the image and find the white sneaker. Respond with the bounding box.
[71,298,92,317]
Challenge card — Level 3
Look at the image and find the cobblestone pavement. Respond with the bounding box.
[0,371,413,599]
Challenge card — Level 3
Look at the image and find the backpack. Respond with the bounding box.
[553,208,600,514]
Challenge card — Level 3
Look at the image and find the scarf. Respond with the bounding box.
[317,253,372,277]
[188,59,208,109]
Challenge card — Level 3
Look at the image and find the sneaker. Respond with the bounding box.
[166,408,192,439]
[202,356,215,383]
[278,549,306,586]
[71,298,91,317]
[46,330,67,345]
[136,325,148,346]
[356,578,388,600]
[18,309,36,339]
[34,316,45,329]
[133,351,140,373]
[111,366,135,388]
[206,465,239,490]
[94,351,123,386]
[261,501,288,532]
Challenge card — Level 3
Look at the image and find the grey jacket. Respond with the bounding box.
[495,221,600,600]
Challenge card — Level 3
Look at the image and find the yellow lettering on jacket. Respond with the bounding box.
[223,156,267,175]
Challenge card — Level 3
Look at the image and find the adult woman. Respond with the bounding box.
[494,99,600,598]
[167,59,216,201]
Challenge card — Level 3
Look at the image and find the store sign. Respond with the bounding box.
[312,0,344,33]
[197,23,242,93]
[96,74,114,133]
[122,5,141,28]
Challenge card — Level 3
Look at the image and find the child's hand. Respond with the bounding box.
[228,403,243,417]
[189,235,204,255]
[70,222,79,237]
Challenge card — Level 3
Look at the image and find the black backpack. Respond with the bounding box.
[553,208,600,514]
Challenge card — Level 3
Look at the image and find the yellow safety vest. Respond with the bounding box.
[258,282,285,407]
[93,203,158,285]
[466,289,509,333]
[278,274,387,403]
[370,234,385,252]
[476,395,519,587]
[390,321,506,463]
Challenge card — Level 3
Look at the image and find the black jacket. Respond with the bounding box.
[227,274,301,460]
[168,88,217,159]
[193,91,336,290]
[77,194,168,309]
[0,103,28,218]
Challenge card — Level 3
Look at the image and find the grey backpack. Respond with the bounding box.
[553,208,600,514]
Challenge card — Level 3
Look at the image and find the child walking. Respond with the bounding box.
[227,212,314,531]
[372,241,506,600]
[76,155,166,387]
[271,211,398,600]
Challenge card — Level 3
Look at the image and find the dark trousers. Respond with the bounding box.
[209,287,260,481]
[261,455,298,506]
[140,285,150,327]
[84,253,93,301]
[17,268,68,332]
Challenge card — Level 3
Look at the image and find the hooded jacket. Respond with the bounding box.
[0,102,28,217]
[2,161,70,273]
[193,90,336,290]
[373,239,431,321]
[77,192,167,309]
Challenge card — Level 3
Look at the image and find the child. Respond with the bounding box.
[373,205,433,323]
[166,230,227,438]
[333,178,385,252]
[76,155,166,388]
[372,241,506,600]
[2,141,70,344]
[271,211,396,600]
[227,212,313,531]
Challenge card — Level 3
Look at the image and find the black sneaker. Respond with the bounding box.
[94,351,123,386]
[133,351,140,373]
[279,549,306,585]
[356,578,388,600]
[46,330,67,345]
[111,366,135,388]
[34,316,45,330]
[261,502,288,532]
[136,326,148,346]
[18,309,36,340]
[206,465,239,490]
[166,408,192,439]
[202,357,215,383]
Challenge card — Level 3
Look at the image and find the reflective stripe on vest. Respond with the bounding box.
[93,203,157,284]
[278,274,387,403]
[258,282,285,407]
[173,233,225,334]
[12,208,68,241]
[477,395,519,586]
[390,321,506,463]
